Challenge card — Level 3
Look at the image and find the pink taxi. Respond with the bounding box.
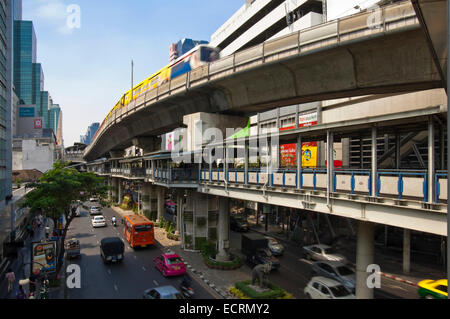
[153,253,186,277]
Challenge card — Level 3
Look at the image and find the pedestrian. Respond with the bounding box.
[5,268,15,293]
[16,285,26,299]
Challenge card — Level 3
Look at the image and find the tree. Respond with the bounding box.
[22,161,109,273]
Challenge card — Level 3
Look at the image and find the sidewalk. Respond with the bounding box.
[0,217,54,299]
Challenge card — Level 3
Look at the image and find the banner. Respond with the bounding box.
[31,241,57,275]
[280,142,318,168]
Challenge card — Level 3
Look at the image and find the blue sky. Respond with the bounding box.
[22,0,379,147]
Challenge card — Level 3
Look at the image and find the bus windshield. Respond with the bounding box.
[134,225,152,232]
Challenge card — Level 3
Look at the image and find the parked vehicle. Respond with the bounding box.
[143,286,183,299]
[230,214,249,232]
[302,244,347,263]
[90,197,99,202]
[154,253,186,277]
[65,238,81,259]
[304,276,355,299]
[265,236,284,256]
[100,237,124,264]
[311,261,355,292]
[89,206,102,216]
[418,279,448,299]
[92,215,107,228]
[241,233,280,270]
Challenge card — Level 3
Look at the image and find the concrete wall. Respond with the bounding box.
[13,139,55,173]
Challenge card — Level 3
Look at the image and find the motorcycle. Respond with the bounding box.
[112,219,117,227]
[180,281,195,299]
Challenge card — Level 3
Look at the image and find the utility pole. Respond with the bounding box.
[131,59,134,96]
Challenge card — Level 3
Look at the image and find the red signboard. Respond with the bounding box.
[34,119,43,129]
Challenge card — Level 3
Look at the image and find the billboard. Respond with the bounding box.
[34,119,43,129]
[31,241,57,275]
[280,142,318,168]
[19,107,35,117]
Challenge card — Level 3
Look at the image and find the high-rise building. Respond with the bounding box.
[80,123,100,145]
[49,103,63,145]
[0,0,16,261]
[13,20,37,104]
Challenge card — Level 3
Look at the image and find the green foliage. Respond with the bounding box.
[208,228,217,241]
[22,161,108,222]
[16,178,22,188]
[184,234,192,246]
[199,241,216,258]
[234,280,287,299]
[195,237,207,250]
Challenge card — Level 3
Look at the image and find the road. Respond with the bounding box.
[229,230,420,299]
[65,203,214,299]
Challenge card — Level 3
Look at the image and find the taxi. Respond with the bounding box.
[154,253,186,277]
[417,279,448,299]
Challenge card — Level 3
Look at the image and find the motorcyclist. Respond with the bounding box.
[112,216,117,225]
[181,274,192,288]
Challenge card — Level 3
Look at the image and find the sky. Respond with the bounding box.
[22,0,379,147]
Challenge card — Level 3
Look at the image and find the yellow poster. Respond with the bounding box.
[302,142,318,168]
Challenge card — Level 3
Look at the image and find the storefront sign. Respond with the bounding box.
[31,241,57,275]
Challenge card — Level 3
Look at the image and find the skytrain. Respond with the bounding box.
[95,45,221,141]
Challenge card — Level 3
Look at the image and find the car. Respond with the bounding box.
[153,253,186,277]
[100,237,124,264]
[265,236,284,256]
[90,197,99,202]
[89,206,102,216]
[304,276,355,299]
[91,215,107,228]
[302,244,347,263]
[311,261,356,293]
[230,214,249,232]
[417,279,448,299]
[143,286,183,299]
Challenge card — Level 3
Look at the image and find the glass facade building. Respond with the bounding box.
[13,20,36,105]
[80,123,100,145]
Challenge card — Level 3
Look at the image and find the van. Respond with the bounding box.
[100,237,124,264]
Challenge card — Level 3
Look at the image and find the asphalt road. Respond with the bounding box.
[65,203,214,299]
[229,230,420,299]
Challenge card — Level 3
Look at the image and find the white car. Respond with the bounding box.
[92,215,106,228]
[304,276,355,299]
[90,197,99,202]
[90,206,102,216]
[302,244,347,263]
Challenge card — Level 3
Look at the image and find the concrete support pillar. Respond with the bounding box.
[396,134,401,169]
[327,131,334,206]
[141,183,152,213]
[428,118,435,203]
[403,229,411,274]
[118,179,123,205]
[371,127,377,197]
[296,135,302,190]
[216,197,230,262]
[157,186,165,222]
[176,192,183,235]
[244,140,249,185]
[356,221,375,299]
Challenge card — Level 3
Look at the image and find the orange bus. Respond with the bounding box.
[123,214,155,248]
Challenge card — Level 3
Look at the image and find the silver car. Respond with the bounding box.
[311,261,356,292]
[265,237,284,256]
[304,276,355,299]
[302,244,347,262]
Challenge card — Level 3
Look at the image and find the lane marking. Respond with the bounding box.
[114,284,118,292]
[107,269,111,275]
[153,280,159,286]
[134,255,137,259]
[142,266,146,271]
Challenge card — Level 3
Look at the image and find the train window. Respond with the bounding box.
[201,47,218,62]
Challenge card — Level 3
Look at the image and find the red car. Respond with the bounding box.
[154,253,186,277]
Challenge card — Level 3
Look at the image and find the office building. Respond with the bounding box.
[80,122,100,145]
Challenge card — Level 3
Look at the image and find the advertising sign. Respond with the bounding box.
[19,107,35,117]
[299,112,318,127]
[34,119,43,129]
[280,142,318,168]
[31,241,57,275]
